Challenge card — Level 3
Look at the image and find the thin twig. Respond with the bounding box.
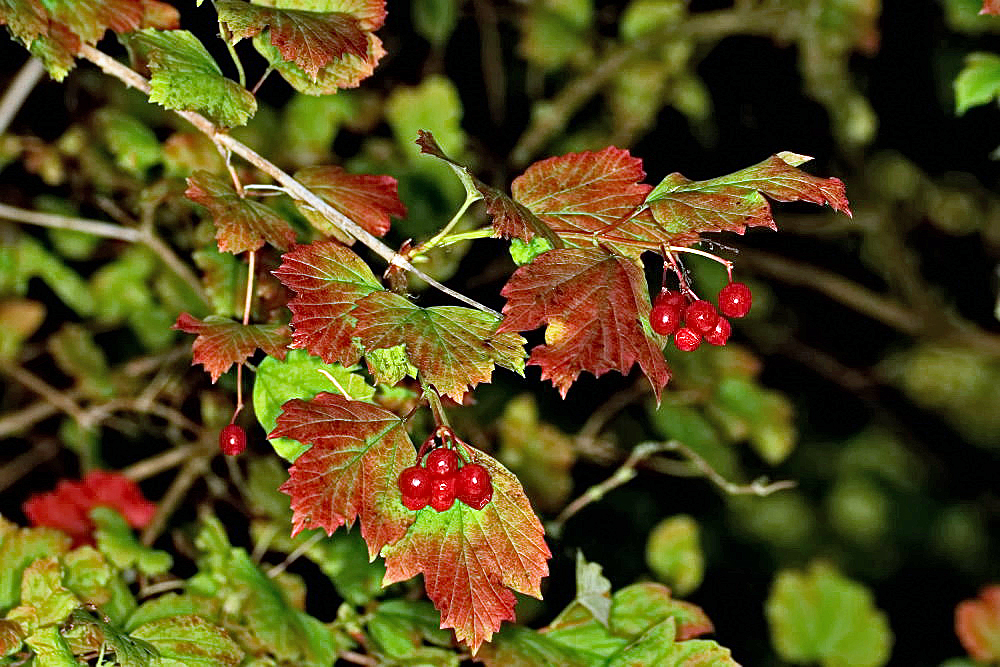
[659,440,797,496]
[266,532,325,578]
[121,442,215,482]
[0,439,60,494]
[141,453,211,545]
[78,44,500,317]
[0,401,60,439]
[338,651,377,667]
[0,56,46,136]
[0,362,87,423]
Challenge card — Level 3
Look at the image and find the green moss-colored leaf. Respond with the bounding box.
[95,109,162,175]
[14,236,95,316]
[509,236,553,266]
[364,344,418,387]
[122,29,256,127]
[412,0,458,46]
[131,615,243,667]
[92,508,172,577]
[606,617,738,666]
[519,0,594,70]
[0,523,71,613]
[61,547,112,607]
[10,558,77,630]
[385,75,465,159]
[47,323,113,399]
[125,594,207,633]
[68,608,159,667]
[609,582,713,641]
[24,625,76,667]
[280,92,356,165]
[368,599,454,659]
[253,349,375,461]
[645,515,704,597]
[955,52,1000,114]
[766,561,893,667]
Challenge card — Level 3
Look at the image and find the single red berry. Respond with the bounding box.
[718,282,752,318]
[430,477,456,512]
[684,300,719,334]
[398,466,431,510]
[674,327,702,352]
[425,448,460,478]
[456,464,493,509]
[649,300,683,336]
[219,424,246,456]
[704,317,732,346]
[657,290,688,309]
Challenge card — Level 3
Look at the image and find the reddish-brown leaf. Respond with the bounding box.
[271,393,416,556]
[352,291,525,401]
[982,0,1000,14]
[140,0,179,29]
[272,240,383,365]
[646,153,851,239]
[956,586,1000,662]
[186,171,297,254]
[295,165,406,238]
[23,470,156,547]
[382,448,550,653]
[0,0,48,45]
[498,247,670,398]
[173,313,290,382]
[217,0,368,79]
[511,146,694,254]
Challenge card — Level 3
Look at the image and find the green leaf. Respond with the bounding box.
[125,594,206,633]
[609,583,713,641]
[10,557,78,630]
[253,349,375,461]
[0,619,25,658]
[0,521,72,613]
[0,299,45,361]
[368,600,453,659]
[89,245,157,325]
[955,53,1000,115]
[24,625,76,667]
[47,324,113,399]
[122,29,257,127]
[61,547,112,607]
[519,0,594,70]
[69,608,159,667]
[412,0,458,47]
[645,515,704,597]
[131,615,243,667]
[574,552,612,627]
[385,75,465,159]
[510,236,553,266]
[606,617,738,666]
[365,345,419,387]
[766,561,892,667]
[15,236,95,316]
[95,109,162,175]
[478,625,595,667]
[280,92,356,165]
[92,508,173,577]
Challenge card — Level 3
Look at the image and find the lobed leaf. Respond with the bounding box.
[646,153,851,239]
[131,615,243,667]
[294,165,406,238]
[511,146,685,254]
[185,171,297,254]
[122,29,257,127]
[218,0,367,79]
[173,313,290,382]
[382,448,550,653]
[499,247,670,398]
[253,30,385,95]
[352,291,526,401]
[271,393,417,556]
[606,617,738,666]
[955,585,1000,662]
[272,240,383,365]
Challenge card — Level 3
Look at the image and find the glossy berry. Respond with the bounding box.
[456,464,493,510]
[718,282,752,318]
[425,448,460,478]
[219,424,246,456]
[704,317,731,346]
[398,465,432,510]
[657,290,688,310]
[674,327,702,352]
[684,300,719,334]
[430,477,456,512]
[649,300,683,336]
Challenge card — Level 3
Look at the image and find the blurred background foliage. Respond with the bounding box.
[1,0,1000,664]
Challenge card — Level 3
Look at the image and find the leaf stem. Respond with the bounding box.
[418,193,480,253]
[218,20,247,89]
[77,45,500,317]
[0,56,46,136]
[415,226,494,254]
[234,250,256,419]
[423,386,450,428]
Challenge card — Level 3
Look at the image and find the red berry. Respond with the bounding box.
[649,300,683,336]
[219,424,246,456]
[456,464,493,510]
[718,282,752,318]
[684,300,719,334]
[704,317,731,346]
[398,466,431,510]
[674,327,702,352]
[657,290,688,309]
[430,477,456,512]
[425,448,460,478]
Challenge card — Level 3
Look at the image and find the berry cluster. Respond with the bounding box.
[650,281,752,352]
[398,437,493,512]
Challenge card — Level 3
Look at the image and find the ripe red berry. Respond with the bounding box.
[456,464,493,510]
[718,282,752,318]
[657,290,688,310]
[219,424,246,456]
[398,465,432,510]
[425,448,460,478]
[650,300,683,336]
[704,317,732,346]
[674,327,702,352]
[684,300,719,334]
[430,477,456,512]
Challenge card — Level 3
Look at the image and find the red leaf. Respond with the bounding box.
[295,165,406,238]
[217,0,368,79]
[270,393,416,557]
[23,470,156,547]
[272,241,383,365]
[982,0,1000,14]
[186,171,297,254]
[173,313,290,382]
[382,449,550,653]
[956,585,1000,662]
[498,247,670,398]
[351,291,525,401]
[646,153,851,238]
